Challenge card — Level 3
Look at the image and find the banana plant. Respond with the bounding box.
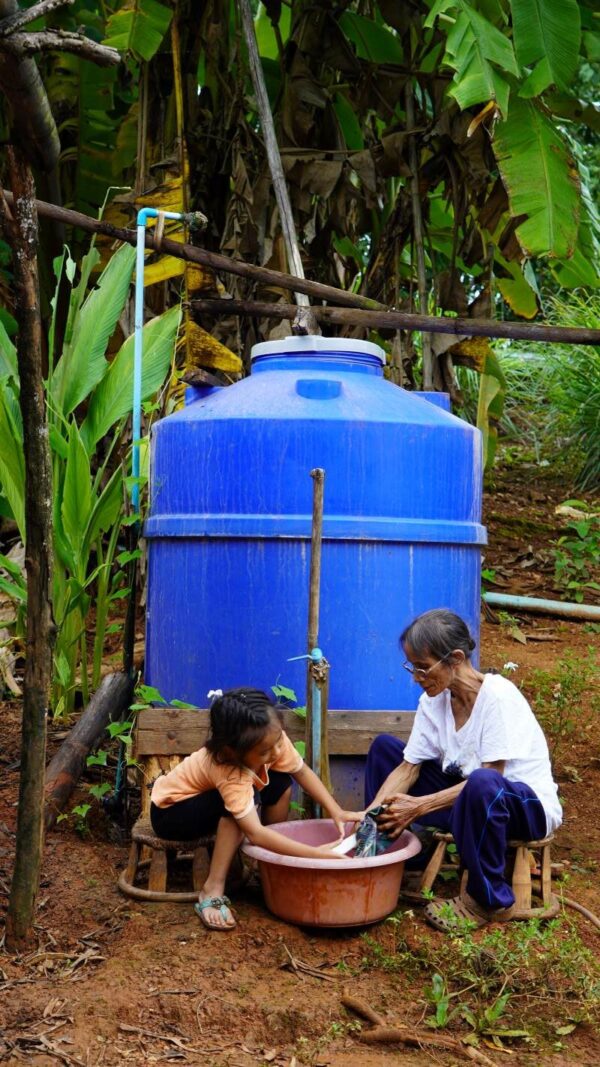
[0,241,181,715]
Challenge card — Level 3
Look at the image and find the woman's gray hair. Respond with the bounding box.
[400,609,476,660]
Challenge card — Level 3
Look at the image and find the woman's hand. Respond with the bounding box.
[376,794,424,839]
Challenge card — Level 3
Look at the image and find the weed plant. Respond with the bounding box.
[522,651,599,759]
[360,911,600,1048]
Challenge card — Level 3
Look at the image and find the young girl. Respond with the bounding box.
[150,687,364,931]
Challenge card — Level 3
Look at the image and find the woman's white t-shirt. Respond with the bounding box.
[403,673,562,834]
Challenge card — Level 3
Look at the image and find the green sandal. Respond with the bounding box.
[194,895,236,931]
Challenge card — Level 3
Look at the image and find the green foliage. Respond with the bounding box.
[0,242,180,716]
[104,0,173,62]
[424,973,456,1029]
[361,913,600,1040]
[511,0,581,94]
[523,650,598,757]
[426,0,518,117]
[553,506,600,603]
[493,97,581,259]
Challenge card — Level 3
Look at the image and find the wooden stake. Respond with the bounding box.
[1,148,54,951]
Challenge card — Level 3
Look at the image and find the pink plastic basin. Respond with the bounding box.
[242,819,421,927]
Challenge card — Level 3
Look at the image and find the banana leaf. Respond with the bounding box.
[510,0,580,95]
[493,96,580,259]
[104,0,173,62]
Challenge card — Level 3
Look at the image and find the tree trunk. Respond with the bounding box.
[1,148,54,952]
[0,0,60,172]
[44,672,134,829]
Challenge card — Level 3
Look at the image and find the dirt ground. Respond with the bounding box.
[0,453,599,1067]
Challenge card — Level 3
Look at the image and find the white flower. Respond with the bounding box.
[503,661,519,672]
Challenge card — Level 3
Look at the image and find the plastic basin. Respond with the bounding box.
[242,819,421,927]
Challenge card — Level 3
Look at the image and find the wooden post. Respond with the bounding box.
[0,148,54,951]
[305,470,331,803]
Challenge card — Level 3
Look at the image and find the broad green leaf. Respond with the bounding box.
[338,12,403,65]
[83,466,124,555]
[476,346,507,469]
[80,304,181,450]
[493,96,580,258]
[0,307,17,338]
[333,92,364,151]
[0,575,27,603]
[495,256,539,318]
[0,319,17,381]
[255,2,291,61]
[553,166,600,287]
[510,0,580,93]
[428,1,518,115]
[0,552,24,580]
[52,243,135,418]
[61,422,92,566]
[0,381,25,539]
[104,0,173,62]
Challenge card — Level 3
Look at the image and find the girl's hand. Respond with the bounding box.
[314,843,347,859]
[330,809,366,840]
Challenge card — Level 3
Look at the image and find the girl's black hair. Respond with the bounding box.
[205,688,283,764]
[400,609,476,661]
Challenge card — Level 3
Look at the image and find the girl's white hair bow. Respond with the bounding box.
[207,689,223,705]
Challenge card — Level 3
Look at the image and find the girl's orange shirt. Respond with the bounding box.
[150,731,303,819]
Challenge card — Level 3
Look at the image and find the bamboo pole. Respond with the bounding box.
[238,0,311,322]
[405,81,435,389]
[5,191,600,345]
[1,190,385,311]
[192,297,600,347]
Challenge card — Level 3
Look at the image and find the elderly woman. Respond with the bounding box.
[366,608,562,930]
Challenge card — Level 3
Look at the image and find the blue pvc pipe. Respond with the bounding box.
[132,208,186,512]
[483,591,600,621]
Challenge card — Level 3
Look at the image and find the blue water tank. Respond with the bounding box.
[145,336,485,718]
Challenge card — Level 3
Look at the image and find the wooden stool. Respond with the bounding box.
[118,818,214,902]
[504,836,560,919]
[409,832,560,919]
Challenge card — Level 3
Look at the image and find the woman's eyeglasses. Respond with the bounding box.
[402,652,453,680]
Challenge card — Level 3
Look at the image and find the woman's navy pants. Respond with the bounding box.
[365,735,548,910]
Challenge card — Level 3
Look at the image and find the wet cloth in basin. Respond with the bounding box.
[354,805,394,857]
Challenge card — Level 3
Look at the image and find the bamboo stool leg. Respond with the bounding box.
[124,840,140,887]
[420,839,448,893]
[540,842,553,906]
[511,844,532,911]
[192,847,205,893]
[147,848,168,893]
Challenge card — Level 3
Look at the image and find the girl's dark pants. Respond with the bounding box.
[150,770,292,840]
[365,735,548,910]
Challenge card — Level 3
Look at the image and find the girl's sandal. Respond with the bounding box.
[424,893,513,934]
[194,895,236,931]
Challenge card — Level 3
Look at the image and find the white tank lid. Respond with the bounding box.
[251,334,386,364]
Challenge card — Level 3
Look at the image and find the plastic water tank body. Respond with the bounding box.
[145,336,486,795]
